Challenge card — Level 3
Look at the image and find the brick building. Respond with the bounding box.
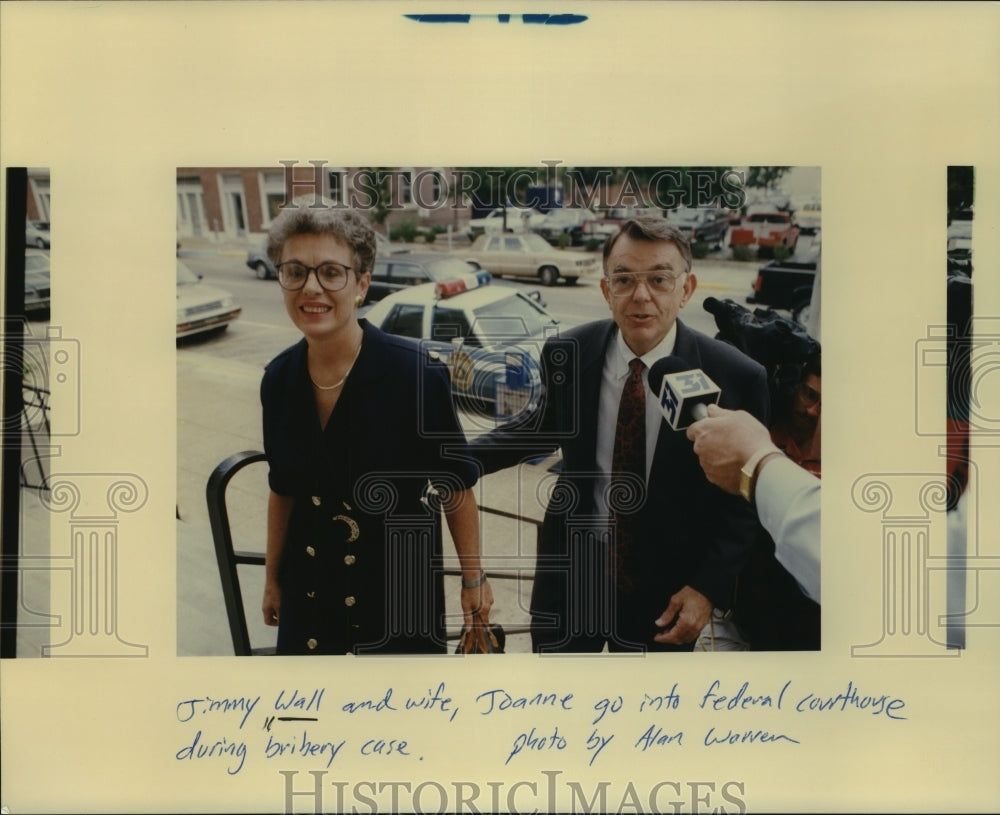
[176,165,471,242]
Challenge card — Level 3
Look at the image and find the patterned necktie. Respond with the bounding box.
[610,357,646,591]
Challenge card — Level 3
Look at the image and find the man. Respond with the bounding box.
[471,217,768,652]
[686,404,820,604]
[770,355,821,477]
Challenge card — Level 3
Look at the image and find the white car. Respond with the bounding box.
[792,201,822,234]
[463,232,601,286]
[364,272,564,416]
[25,220,51,249]
[176,260,242,338]
[24,251,51,314]
[466,207,545,241]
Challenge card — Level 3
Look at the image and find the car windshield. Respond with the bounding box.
[24,255,49,271]
[177,261,200,285]
[428,258,479,278]
[519,233,553,252]
[469,294,556,340]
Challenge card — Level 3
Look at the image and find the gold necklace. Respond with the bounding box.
[310,341,363,391]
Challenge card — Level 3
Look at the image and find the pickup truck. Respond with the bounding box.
[745,258,816,322]
[730,209,799,256]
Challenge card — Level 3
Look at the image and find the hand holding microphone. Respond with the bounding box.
[685,404,781,496]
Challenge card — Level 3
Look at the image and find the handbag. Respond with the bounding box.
[455,610,505,654]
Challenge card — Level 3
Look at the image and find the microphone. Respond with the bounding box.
[648,356,721,430]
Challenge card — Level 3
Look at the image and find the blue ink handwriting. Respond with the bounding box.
[635,725,684,751]
[265,730,346,768]
[274,688,324,713]
[704,727,800,746]
[176,729,247,775]
[175,695,260,730]
[585,729,613,765]
[342,688,397,714]
[700,680,791,711]
[476,689,574,715]
[505,725,567,765]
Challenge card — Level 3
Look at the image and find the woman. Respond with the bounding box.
[259,202,493,654]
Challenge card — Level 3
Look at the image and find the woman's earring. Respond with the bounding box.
[355,295,364,307]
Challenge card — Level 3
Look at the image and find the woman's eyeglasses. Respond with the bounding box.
[276,261,354,292]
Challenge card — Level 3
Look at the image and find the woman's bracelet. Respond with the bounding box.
[462,571,487,588]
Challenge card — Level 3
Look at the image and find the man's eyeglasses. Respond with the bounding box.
[605,271,685,297]
[276,261,354,292]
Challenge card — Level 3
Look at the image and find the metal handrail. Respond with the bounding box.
[206,450,538,656]
[206,450,269,656]
[20,384,51,491]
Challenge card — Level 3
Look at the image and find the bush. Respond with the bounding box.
[422,229,437,244]
[557,232,571,249]
[773,242,791,261]
[389,219,420,243]
[731,244,755,262]
[692,241,710,259]
[585,238,603,252]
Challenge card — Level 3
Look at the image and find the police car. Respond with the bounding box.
[363,272,563,417]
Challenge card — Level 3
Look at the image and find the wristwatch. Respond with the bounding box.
[739,446,784,503]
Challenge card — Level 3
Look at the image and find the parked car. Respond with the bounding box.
[24,251,51,315]
[667,206,730,248]
[367,252,489,303]
[247,230,401,279]
[947,219,972,275]
[176,260,242,338]
[729,210,799,256]
[463,232,601,286]
[579,206,664,244]
[25,220,51,249]
[466,206,545,241]
[532,208,596,246]
[363,273,564,416]
[792,200,822,234]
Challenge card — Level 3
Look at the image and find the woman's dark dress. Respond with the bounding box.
[261,320,477,655]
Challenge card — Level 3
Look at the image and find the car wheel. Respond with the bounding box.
[253,261,270,280]
[539,266,559,287]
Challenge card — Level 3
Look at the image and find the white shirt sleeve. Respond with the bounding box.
[754,456,821,603]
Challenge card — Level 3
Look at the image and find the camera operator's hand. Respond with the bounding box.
[685,404,775,494]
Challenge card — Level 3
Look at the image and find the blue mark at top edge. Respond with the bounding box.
[405,14,588,25]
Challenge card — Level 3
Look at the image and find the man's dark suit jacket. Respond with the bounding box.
[471,318,769,653]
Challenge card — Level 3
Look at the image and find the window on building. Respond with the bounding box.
[259,170,286,224]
